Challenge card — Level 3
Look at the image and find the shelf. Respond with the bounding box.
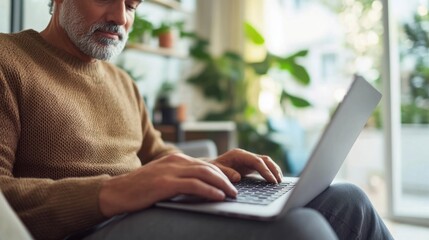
[154,121,238,153]
[126,43,188,59]
[181,121,237,132]
[146,0,189,13]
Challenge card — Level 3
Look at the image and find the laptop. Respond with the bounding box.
[156,75,382,221]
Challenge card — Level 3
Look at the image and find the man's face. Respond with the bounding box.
[59,0,141,60]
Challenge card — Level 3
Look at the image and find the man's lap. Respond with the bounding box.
[67,183,392,240]
[78,207,336,240]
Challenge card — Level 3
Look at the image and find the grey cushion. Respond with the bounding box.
[175,140,218,158]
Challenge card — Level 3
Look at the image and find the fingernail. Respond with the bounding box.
[227,184,237,196]
[216,190,226,199]
[232,186,238,195]
[272,175,278,184]
[232,172,241,182]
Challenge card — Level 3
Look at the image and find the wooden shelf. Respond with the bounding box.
[126,43,188,59]
[146,0,188,13]
[181,121,237,132]
[155,121,238,154]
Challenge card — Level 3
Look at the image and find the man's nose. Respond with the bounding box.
[106,2,127,26]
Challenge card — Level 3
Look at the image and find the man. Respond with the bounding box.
[0,0,393,239]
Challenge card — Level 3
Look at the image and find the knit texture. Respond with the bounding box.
[0,30,177,240]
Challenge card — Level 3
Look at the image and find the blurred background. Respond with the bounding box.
[1,0,429,238]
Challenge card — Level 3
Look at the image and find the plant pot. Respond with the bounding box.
[176,104,186,122]
[158,31,174,48]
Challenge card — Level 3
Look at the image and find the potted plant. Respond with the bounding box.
[153,22,178,48]
[184,22,311,172]
[153,81,178,124]
[128,15,154,44]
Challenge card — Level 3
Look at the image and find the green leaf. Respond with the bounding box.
[281,91,311,108]
[250,60,270,75]
[244,22,265,45]
[189,47,211,61]
[248,55,271,75]
[244,106,258,119]
[250,62,269,75]
[289,63,311,85]
[276,58,310,85]
[128,15,153,42]
[180,31,198,39]
[287,49,309,59]
[189,40,211,61]
[152,22,175,36]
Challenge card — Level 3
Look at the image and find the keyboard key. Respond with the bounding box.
[225,178,295,205]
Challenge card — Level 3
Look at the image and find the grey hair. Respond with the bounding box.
[48,0,54,15]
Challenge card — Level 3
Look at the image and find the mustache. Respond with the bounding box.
[88,22,127,41]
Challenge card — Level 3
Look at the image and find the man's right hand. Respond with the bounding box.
[98,153,238,218]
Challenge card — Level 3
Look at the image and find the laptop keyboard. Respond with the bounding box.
[225,178,295,205]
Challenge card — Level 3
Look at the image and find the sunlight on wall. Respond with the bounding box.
[263,0,341,56]
[417,4,428,15]
[258,76,281,116]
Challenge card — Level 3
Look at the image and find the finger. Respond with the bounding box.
[177,164,237,197]
[236,150,278,183]
[258,155,283,183]
[200,161,231,181]
[249,157,278,183]
[174,178,226,201]
[165,154,231,183]
[186,159,231,183]
[213,164,241,183]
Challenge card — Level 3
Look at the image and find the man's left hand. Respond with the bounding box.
[209,149,283,183]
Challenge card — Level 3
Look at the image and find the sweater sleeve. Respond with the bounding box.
[134,85,180,165]
[0,176,110,240]
[0,70,109,240]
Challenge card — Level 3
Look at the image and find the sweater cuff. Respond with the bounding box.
[49,175,111,236]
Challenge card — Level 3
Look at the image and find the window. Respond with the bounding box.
[0,0,11,33]
[385,0,429,225]
[23,0,51,31]
[260,0,383,177]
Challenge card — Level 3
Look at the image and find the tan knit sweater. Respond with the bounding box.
[0,30,178,240]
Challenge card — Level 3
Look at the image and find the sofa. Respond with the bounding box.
[0,191,33,240]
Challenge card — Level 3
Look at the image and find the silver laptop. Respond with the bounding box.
[156,76,382,221]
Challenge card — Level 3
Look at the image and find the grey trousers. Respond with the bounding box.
[73,183,393,240]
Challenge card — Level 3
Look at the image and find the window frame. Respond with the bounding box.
[382,0,429,227]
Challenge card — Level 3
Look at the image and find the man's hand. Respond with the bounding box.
[99,149,283,218]
[210,148,283,183]
[99,153,237,218]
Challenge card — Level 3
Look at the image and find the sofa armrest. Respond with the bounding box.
[0,191,33,240]
[175,140,218,158]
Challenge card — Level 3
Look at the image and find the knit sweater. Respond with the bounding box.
[0,30,178,240]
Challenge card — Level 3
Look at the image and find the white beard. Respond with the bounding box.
[58,0,128,60]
